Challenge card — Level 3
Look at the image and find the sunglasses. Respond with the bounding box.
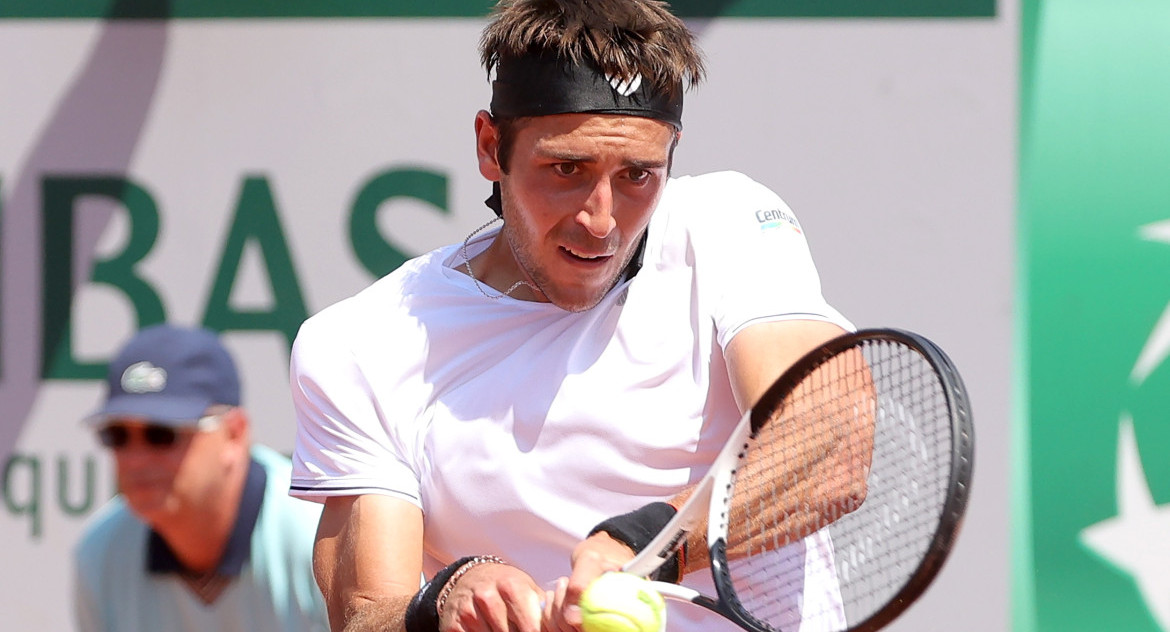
[96,413,225,449]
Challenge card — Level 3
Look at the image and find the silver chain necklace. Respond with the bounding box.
[461,217,537,300]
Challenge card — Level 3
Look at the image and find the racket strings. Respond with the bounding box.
[728,346,874,544]
[720,339,955,632]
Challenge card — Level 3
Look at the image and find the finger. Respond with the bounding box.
[511,589,543,632]
[565,558,612,624]
[541,577,573,632]
[567,533,632,608]
[554,577,577,632]
[561,572,592,628]
[472,593,512,632]
[491,573,545,632]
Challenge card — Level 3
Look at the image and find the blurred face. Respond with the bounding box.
[97,411,235,525]
[475,111,678,311]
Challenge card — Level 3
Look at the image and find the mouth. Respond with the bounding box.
[121,474,170,489]
[560,245,614,265]
[123,480,163,492]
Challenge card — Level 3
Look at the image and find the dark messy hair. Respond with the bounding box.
[480,0,705,96]
[481,0,702,171]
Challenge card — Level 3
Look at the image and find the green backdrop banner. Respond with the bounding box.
[1020,0,1170,631]
[0,0,995,19]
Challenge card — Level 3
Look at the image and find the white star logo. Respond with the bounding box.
[1131,219,1170,386]
[1079,218,1170,630]
[1079,414,1170,629]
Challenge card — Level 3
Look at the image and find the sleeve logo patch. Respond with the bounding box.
[755,208,802,234]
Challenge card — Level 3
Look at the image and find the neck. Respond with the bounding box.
[462,219,546,302]
[152,464,247,573]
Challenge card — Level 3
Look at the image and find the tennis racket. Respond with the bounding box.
[620,328,974,632]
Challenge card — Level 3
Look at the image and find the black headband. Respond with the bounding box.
[489,53,684,129]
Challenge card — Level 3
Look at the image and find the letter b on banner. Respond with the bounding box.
[41,176,165,380]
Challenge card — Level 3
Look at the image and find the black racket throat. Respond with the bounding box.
[708,538,774,632]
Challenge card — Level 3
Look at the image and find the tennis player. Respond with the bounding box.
[289,1,858,631]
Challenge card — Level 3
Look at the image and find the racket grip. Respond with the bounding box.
[589,502,683,583]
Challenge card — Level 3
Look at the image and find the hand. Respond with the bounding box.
[544,532,638,630]
[438,561,545,632]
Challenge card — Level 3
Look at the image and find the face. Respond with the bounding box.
[476,111,678,311]
[99,411,238,525]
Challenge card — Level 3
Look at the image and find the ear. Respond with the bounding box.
[222,407,250,445]
[475,110,503,182]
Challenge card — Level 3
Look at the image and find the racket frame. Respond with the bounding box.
[620,328,975,632]
[835,329,974,632]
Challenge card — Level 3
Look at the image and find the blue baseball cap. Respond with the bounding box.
[87,324,241,427]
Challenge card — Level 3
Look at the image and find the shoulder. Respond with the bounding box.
[652,171,798,245]
[297,255,420,336]
[659,171,794,229]
[75,499,145,573]
[293,245,455,364]
[664,171,781,205]
[290,277,393,381]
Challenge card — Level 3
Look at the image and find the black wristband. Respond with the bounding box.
[404,556,476,632]
[588,502,684,583]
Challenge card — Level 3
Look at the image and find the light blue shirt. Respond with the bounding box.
[73,445,327,632]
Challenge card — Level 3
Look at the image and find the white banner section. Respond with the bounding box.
[0,16,1014,632]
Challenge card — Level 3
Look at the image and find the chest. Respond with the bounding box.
[409,266,738,540]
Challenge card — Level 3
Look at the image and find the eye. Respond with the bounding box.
[627,168,652,184]
[553,163,579,176]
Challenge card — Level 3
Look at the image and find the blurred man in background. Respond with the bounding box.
[73,323,327,632]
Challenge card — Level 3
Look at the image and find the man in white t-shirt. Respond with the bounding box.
[289,2,857,631]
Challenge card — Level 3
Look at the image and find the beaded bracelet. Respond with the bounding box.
[404,555,507,632]
[435,555,507,620]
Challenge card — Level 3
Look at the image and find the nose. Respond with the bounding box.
[576,178,617,238]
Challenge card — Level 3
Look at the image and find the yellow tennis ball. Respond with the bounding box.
[579,572,666,632]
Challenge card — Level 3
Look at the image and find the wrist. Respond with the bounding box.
[403,555,507,632]
[435,555,507,619]
[588,502,686,583]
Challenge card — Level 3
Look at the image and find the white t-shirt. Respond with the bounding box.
[290,171,852,632]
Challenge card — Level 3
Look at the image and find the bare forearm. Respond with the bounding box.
[339,595,413,632]
[724,346,875,558]
[314,495,426,632]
